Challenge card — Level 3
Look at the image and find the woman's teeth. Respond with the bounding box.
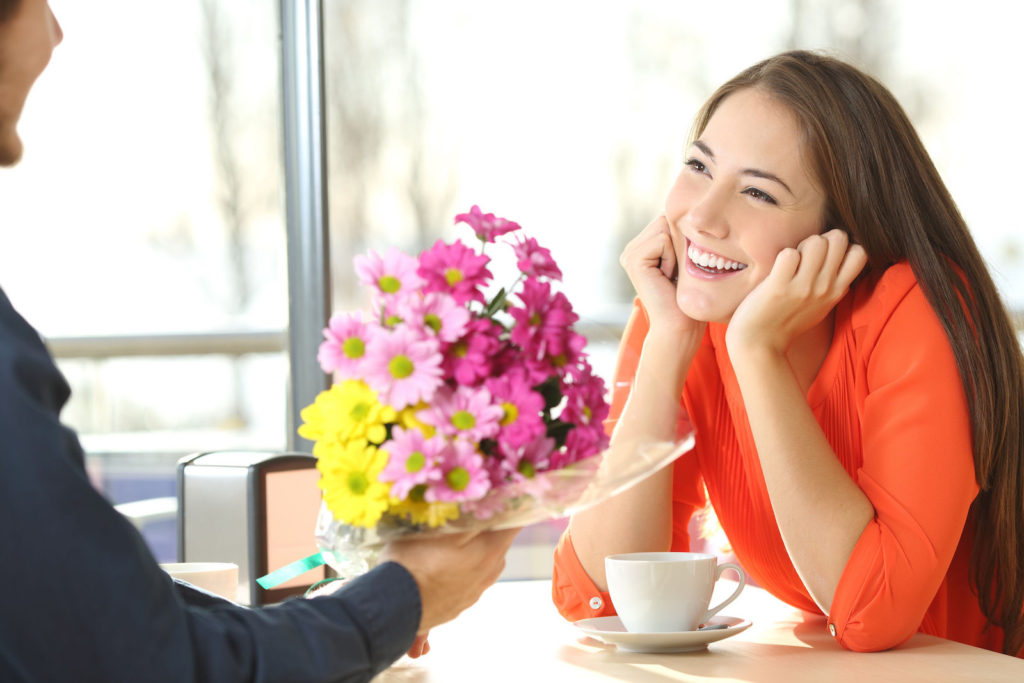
[687,245,747,273]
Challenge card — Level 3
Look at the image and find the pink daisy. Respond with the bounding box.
[363,325,444,410]
[551,422,609,469]
[426,439,491,503]
[508,278,579,358]
[417,385,503,443]
[395,291,470,343]
[560,368,610,429]
[511,235,562,280]
[317,311,374,379]
[442,318,501,386]
[354,246,425,299]
[485,369,546,448]
[454,205,521,243]
[417,239,491,305]
[379,426,445,499]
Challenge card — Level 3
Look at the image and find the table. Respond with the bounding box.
[374,579,1024,682]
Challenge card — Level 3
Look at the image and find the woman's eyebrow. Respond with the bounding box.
[691,140,795,198]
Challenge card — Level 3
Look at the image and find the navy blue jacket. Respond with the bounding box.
[0,287,420,682]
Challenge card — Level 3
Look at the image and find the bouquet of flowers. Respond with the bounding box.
[290,206,691,580]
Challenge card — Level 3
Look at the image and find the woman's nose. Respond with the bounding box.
[684,186,730,239]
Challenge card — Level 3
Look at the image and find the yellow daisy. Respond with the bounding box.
[298,380,397,448]
[389,487,460,528]
[396,402,436,438]
[317,440,391,528]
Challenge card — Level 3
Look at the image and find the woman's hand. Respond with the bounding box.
[620,215,703,339]
[726,229,867,355]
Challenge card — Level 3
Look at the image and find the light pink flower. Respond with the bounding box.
[417,385,503,443]
[455,205,521,243]
[485,369,546,448]
[363,326,444,410]
[511,235,562,280]
[396,291,470,343]
[380,426,445,499]
[354,247,424,299]
[417,239,491,305]
[426,439,491,503]
[317,311,374,379]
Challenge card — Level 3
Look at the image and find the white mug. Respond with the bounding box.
[605,552,746,633]
[160,562,239,602]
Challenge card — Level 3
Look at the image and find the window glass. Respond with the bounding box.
[0,0,287,561]
[321,0,1024,578]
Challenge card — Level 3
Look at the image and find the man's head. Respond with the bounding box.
[0,0,62,166]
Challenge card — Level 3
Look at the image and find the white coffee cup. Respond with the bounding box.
[160,562,239,602]
[605,552,746,633]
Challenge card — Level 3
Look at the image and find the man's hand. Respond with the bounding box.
[381,527,521,634]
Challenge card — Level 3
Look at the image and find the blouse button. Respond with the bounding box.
[589,596,603,610]
[828,623,837,637]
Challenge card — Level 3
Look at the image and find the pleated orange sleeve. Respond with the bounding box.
[826,268,978,651]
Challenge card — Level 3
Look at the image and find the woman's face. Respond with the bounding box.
[666,87,828,324]
[0,0,62,166]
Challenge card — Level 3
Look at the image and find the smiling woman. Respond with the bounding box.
[557,50,1024,659]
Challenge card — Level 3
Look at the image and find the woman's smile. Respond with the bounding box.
[684,239,748,279]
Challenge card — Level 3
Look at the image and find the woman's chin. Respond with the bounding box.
[676,288,732,325]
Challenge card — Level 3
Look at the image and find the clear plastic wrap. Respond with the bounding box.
[314,435,694,579]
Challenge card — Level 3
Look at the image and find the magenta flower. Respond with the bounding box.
[485,369,546,448]
[317,311,373,379]
[455,205,521,243]
[354,246,425,299]
[380,426,445,499]
[363,325,444,410]
[512,235,562,280]
[396,291,470,343]
[501,434,554,481]
[508,278,579,358]
[417,239,492,305]
[417,384,503,442]
[551,423,609,469]
[426,439,491,503]
[561,368,610,429]
[442,318,501,385]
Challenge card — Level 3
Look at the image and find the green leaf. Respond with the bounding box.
[483,287,508,318]
[535,377,563,411]
[546,419,574,449]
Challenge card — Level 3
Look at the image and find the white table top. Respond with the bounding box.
[374,578,1024,682]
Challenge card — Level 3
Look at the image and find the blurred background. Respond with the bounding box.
[2,0,1021,577]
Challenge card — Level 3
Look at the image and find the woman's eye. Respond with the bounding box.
[684,158,708,175]
[744,187,777,205]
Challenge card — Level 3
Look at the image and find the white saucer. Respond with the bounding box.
[573,615,752,653]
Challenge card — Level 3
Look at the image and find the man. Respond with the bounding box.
[0,1,518,680]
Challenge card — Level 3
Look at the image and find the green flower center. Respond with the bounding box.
[350,401,371,421]
[451,410,476,431]
[500,401,518,427]
[530,312,542,326]
[446,466,470,491]
[342,337,365,359]
[385,314,404,327]
[583,406,592,422]
[406,451,426,473]
[378,275,401,293]
[453,341,468,358]
[551,353,567,367]
[517,460,536,478]
[409,484,427,503]
[389,354,414,379]
[445,268,464,286]
[424,313,442,333]
[347,471,369,495]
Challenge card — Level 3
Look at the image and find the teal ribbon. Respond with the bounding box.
[256,551,326,589]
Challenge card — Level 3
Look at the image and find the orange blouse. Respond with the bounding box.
[552,263,1006,654]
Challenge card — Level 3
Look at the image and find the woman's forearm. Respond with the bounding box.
[568,330,697,590]
[730,343,874,613]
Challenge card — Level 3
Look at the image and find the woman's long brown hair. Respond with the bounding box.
[692,50,1024,656]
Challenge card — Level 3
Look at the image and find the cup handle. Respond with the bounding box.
[702,562,746,624]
